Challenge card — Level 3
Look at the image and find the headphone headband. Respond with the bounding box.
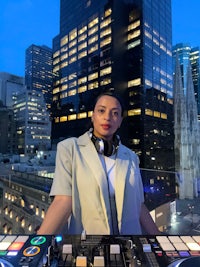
[89,129,120,157]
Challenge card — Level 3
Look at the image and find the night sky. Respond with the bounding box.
[0,0,199,77]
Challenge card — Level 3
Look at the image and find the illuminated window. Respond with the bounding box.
[3,224,8,234]
[154,111,160,118]
[161,113,167,119]
[21,218,25,228]
[78,77,87,84]
[61,84,68,91]
[100,78,111,85]
[88,44,98,54]
[78,86,87,93]
[69,81,77,88]
[53,87,60,94]
[41,209,45,219]
[36,206,39,216]
[21,199,25,208]
[4,206,8,215]
[53,58,60,65]
[53,50,60,58]
[88,26,98,36]
[145,109,153,116]
[88,81,98,89]
[53,66,59,73]
[128,30,140,41]
[100,66,112,76]
[100,18,111,28]
[28,224,32,232]
[9,210,13,219]
[61,61,68,68]
[128,109,141,116]
[145,79,152,87]
[68,114,77,121]
[144,30,152,39]
[100,37,111,47]
[68,89,76,96]
[100,27,111,38]
[69,40,77,48]
[60,35,68,46]
[78,25,87,35]
[16,216,19,222]
[60,92,68,99]
[77,112,87,119]
[105,8,112,17]
[55,117,59,123]
[69,29,77,41]
[69,56,77,64]
[61,53,68,61]
[69,48,77,56]
[132,139,140,145]
[88,17,98,28]
[88,35,98,45]
[60,116,67,122]
[78,51,87,59]
[128,78,141,87]
[78,34,87,42]
[88,72,98,81]
[88,111,93,117]
[78,42,87,51]
[69,73,77,80]
[128,39,141,49]
[128,20,140,31]
[61,46,68,53]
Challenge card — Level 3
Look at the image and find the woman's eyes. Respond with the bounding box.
[97,108,105,114]
[97,109,119,116]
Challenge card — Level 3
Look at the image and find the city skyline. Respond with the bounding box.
[0,0,200,77]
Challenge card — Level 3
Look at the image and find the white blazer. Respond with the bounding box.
[50,131,144,234]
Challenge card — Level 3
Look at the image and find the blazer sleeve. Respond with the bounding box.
[50,138,75,196]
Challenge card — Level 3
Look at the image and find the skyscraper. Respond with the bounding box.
[51,0,174,171]
[172,44,200,118]
[25,44,53,110]
[13,89,51,155]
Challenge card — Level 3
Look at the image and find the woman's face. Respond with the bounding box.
[92,95,123,141]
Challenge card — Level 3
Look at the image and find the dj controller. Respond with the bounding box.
[0,234,200,266]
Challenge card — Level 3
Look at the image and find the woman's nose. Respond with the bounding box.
[104,111,111,120]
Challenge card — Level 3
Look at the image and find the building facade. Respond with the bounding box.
[51,0,174,174]
[173,43,200,118]
[0,106,17,154]
[0,169,52,235]
[0,72,24,107]
[13,89,52,155]
[25,44,53,110]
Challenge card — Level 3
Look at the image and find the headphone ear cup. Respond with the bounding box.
[94,138,104,154]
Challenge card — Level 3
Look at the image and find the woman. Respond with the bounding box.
[38,92,160,235]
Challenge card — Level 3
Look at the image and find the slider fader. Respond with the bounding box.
[1,234,200,266]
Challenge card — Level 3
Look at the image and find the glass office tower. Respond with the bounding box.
[173,44,200,118]
[25,44,53,110]
[52,0,174,171]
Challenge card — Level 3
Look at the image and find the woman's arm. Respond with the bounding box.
[37,195,72,235]
[140,203,161,235]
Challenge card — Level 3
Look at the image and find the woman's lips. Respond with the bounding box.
[101,124,111,130]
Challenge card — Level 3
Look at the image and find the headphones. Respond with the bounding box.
[89,129,120,157]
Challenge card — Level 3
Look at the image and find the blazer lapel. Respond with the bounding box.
[115,144,131,230]
[77,132,111,229]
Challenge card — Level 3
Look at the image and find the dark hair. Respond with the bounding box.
[93,91,125,116]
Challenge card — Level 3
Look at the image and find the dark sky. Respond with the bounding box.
[0,0,199,77]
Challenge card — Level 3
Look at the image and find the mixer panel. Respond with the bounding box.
[0,234,200,266]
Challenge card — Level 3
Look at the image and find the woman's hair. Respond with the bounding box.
[93,91,125,116]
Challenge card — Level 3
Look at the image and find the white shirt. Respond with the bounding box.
[99,153,116,196]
